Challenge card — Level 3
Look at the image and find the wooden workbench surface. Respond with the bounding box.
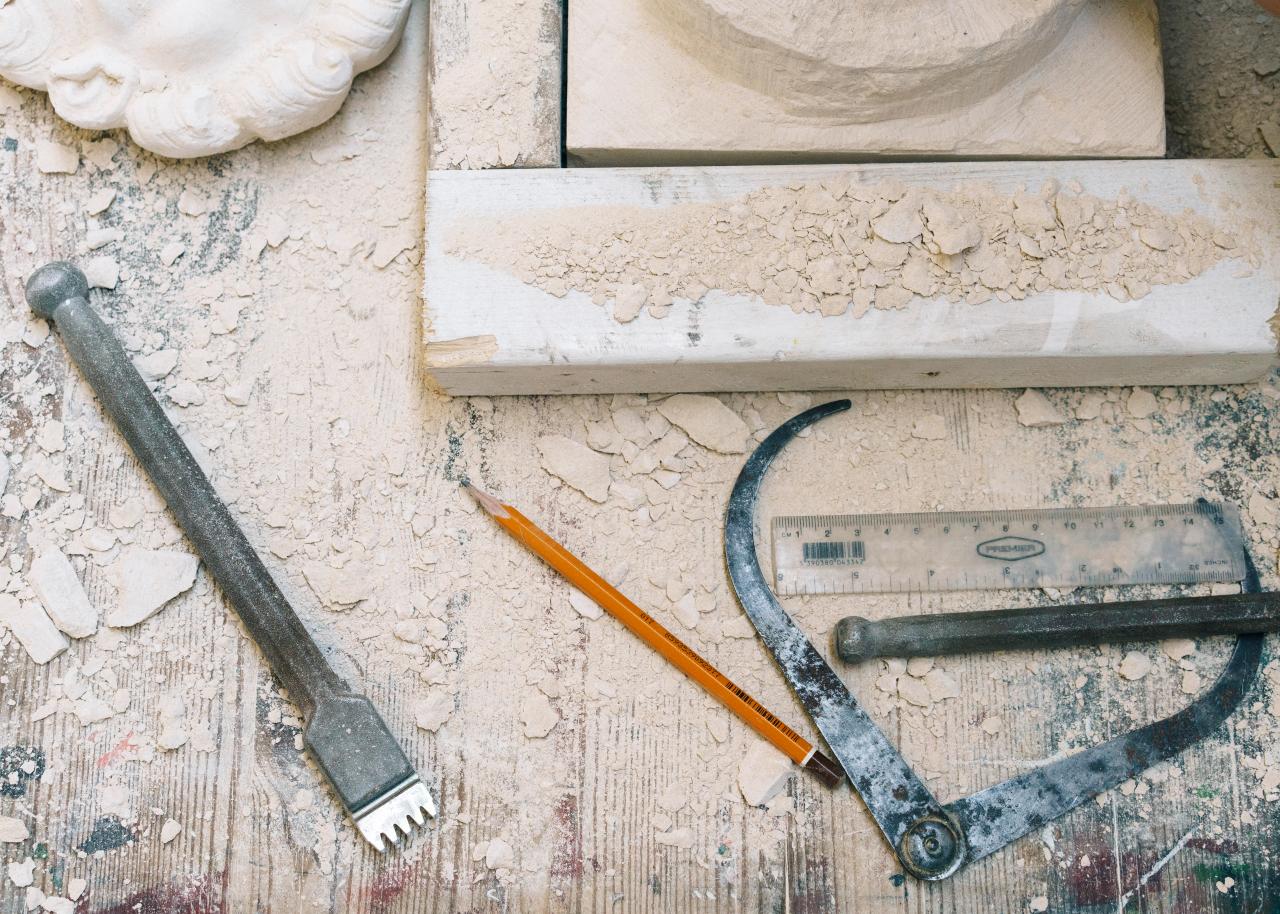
[1,5,1278,912]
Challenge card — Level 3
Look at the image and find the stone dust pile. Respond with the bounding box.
[449,178,1256,323]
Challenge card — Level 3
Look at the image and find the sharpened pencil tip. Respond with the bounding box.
[462,482,510,518]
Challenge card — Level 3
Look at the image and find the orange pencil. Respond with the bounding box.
[464,483,843,787]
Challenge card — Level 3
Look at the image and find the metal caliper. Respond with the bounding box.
[723,399,1266,881]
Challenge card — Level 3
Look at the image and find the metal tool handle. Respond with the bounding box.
[26,263,344,715]
[834,592,1280,663]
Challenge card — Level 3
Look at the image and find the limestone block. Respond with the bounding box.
[567,0,1164,163]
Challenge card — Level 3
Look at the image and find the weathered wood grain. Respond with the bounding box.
[0,1,1277,913]
[423,161,1280,396]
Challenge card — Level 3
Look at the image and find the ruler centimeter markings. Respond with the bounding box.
[771,502,1246,595]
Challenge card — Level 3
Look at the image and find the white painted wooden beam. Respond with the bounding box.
[423,161,1279,396]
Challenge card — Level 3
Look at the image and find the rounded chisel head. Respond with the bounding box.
[833,615,874,663]
[26,261,88,319]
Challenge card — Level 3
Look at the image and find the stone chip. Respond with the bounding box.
[106,548,199,627]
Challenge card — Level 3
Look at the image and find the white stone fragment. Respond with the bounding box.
[83,256,120,290]
[23,320,51,348]
[108,501,145,529]
[654,827,695,849]
[930,220,982,255]
[1250,491,1277,528]
[521,692,559,738]
[413,694,453,732]
[1161,638,1195,661]
[1015,389,1066,427]
[30,700,59,723]
[167,380,204,407]
[910,414,946,440]
[134,349,179,381]
[66,878,86,902]
[157,695,188,750]
[303,563,370,610]
[1117,650,1151,681]
[656,395,749,453]
[159,242,185,267]
[1127,388,1160,419]
[36,140,78,174]
[924,668,961,701]
[223,380,253,406]
[85,227,122,249]
[611,283,647,322]
[264,214,290,248]
[36,420,65,453]
[106,548,199,627]
[897,675,933,707]
[0,594,69,664]
[537,435,612,502]
[177,189,209,216]
[0,816,29,843]
[74,695,113,725]
[80,528,116,552]
[30,455,69,492]
[484,838,514,869]
[737,740,792,807]
[85,188,116,215]
[7,857,35,887]
[1075,391,1106,420]
[873,194,924,244]
[657,783,687,813]
[1138,225,1174,250]
[672,593,698,630]
[42,896,74,914]
[159,819,181,844]
[210,299,241,334]
[567,586,602,620]
[28,548,99,638]
[905,657,934,677]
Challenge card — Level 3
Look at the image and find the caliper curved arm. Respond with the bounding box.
[724,399,1264,881]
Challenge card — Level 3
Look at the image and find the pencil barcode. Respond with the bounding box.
[802,541,865,563]
[724,680,795,737]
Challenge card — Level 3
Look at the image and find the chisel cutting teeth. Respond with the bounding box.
[354,776,438,851]
[26,262,436,852]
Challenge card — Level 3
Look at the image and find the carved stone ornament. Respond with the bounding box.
[0,0,411,157]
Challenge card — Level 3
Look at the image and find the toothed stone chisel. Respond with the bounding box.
[25,262,435,851]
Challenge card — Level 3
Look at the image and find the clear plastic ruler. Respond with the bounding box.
[771,502,1245,595]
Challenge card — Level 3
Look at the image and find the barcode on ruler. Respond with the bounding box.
[802,541,865,564]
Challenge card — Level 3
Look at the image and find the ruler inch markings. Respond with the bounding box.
[771,502,1244,595]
